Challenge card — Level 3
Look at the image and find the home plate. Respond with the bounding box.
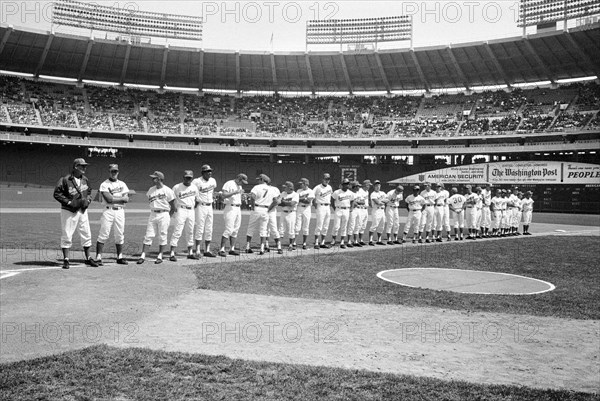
[377,268,555,295]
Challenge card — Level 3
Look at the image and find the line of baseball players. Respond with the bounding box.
[55,160,535,268]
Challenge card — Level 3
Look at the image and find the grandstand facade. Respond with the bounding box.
[1,24,599,213]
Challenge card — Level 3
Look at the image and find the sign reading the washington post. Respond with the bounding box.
[389,162,600,185]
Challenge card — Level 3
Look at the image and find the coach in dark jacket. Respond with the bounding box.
[53,158,98,269]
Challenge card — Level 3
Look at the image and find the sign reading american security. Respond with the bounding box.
[389,162,600,185]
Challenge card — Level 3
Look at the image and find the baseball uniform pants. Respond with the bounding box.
[475,208,483,228]
[385,206,400,235]
[465,207,477,229]
[347,208,361,235]
[358,208,369,234]
[60,209,92,249]
[501,210,510,229]
[433,205,445,231]
[513,210,522,227]
[314,205,331,236]
[279,210,297,239]
[418,206,434,232]
[481,206,491,228]
[170,207,195,248]
[404,209,422,235]
[450,210,465,229]
[331,208,350,237]
[370,207,386,234]
[443,205,450,232]
[295,205,311,236]
[492,210,502,229]
[143,211,170,246]
[194,204,213,241]
[97,207,125,245]
[522,210,533,225]
[222,204,242,238]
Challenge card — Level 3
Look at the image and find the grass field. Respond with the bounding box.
[0,345,596,401]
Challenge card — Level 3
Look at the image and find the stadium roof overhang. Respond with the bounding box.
[0,23,599,93]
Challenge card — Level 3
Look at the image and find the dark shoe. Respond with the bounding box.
[229,250,240,256]
[387,241,394,246]
[320,244,331,249]
[359,241,367,246]
[187,254,200,260]
[354,242,363,247]
[302,244,307,250]
[418,239,423,244]
[425,239,431,243]
[245,248,254,253]
[277,249,284,254]
[436,238,442,243]
[85,258,99,267]
[137,258,145,264]
[376,241,385,245]
[402,239,406,244]
[340,244,346,249]
[447,237,452,241]
[259,250,265,255]
[204,252,217,258]
[169,255,177,262]
[154,258,163,264]
[62,260,70,269]
[412,239,416,244]
[346,243,353,248]
[218,251,227,257]
[369,241,375,246]
[96,259,104,266]
[116,258,128,265]
[394,240,402,245]
[265,247,271,253]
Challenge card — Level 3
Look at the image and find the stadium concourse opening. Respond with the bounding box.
[377,268,556,295]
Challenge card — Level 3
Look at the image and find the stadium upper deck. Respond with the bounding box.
[0,23,598,92]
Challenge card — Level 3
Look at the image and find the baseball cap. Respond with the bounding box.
[423,182,431,186]
[282,181,294,190]
[237,173,248,184]
[437,182,444,188]
[465,184,472,189]
[525,190,532,195]
[342,178,350,185]
[298,178,310,185]
[451,187,458,193]
[374,180,381,185]
[184,170,194,178]
[396,185,404,191]
[256,174,270,183]
[323,173,331,179]
[109,164,119,171]
[413,185,420,190]
[352,181,361,188]
[150,171,165,180]
[363,180,372,186]
[475,186,482,191]
[73,158,89,167]
[201,164,213,172]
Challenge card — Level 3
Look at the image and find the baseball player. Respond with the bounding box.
[218,173,248,257]
[192,164,217,257]
[137,171,175,264]
[385,184,404,244]
[513,191,523,235]
[53,158,98,269]
[432,183,450,242]
[490,189,503,237]
[464,185,479,240]
[401,185,425,243]
[293,178,314,250]
[521,191,534,235]
[95,164,130,266]
[369,180,388,245]
[330,178,354,248]
[417,182,436,243]
[448,187,466,240]
[279,181,299,251]
[480,183,492,238]
[244,174,283,255]
[500,190,510,236]
[505,189,518,236]
[356,180,372,245]
[474,186,484,238]
[313,173,333,249]
[168,170,200,261]
[346,181,362,247]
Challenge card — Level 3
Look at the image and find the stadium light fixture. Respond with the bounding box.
[518,0,600,29]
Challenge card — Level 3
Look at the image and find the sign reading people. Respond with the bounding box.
[388,162,600,185]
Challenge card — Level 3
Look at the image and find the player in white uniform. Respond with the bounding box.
[480,183,492,238]
[346,181,362,247]
[356,180,372,245]
[278,181,299,251]
[385,184,404,244]
[168,170,200,261]
[490,189,503,237]
[293,178,314,250]
[463,185,479,240]
[330,179,354,248]
[448,187,466,240]
[506,189,519,236]
[245,174,282,255]
[369,180,388,245]
[513,191,523,235]
[192,164,217,257]
[474,186,484,238]
[218,173,248,257]
[500,190,509,236]
[521,191,534,235]
[418,182,436,243]
[95,164,130,266]
[313,173,333,249]
[432,183,449,242]
[401,185,425,243]
[137,171,175,264]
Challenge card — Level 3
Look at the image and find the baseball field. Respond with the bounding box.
[1,187,599,400]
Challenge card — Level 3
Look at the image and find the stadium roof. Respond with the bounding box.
[0,23,598,93]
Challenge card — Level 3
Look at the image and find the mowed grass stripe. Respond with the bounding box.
[190,237,600,320]
[0,345,595,401]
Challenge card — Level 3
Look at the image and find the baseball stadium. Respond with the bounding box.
[1,0,599,399]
